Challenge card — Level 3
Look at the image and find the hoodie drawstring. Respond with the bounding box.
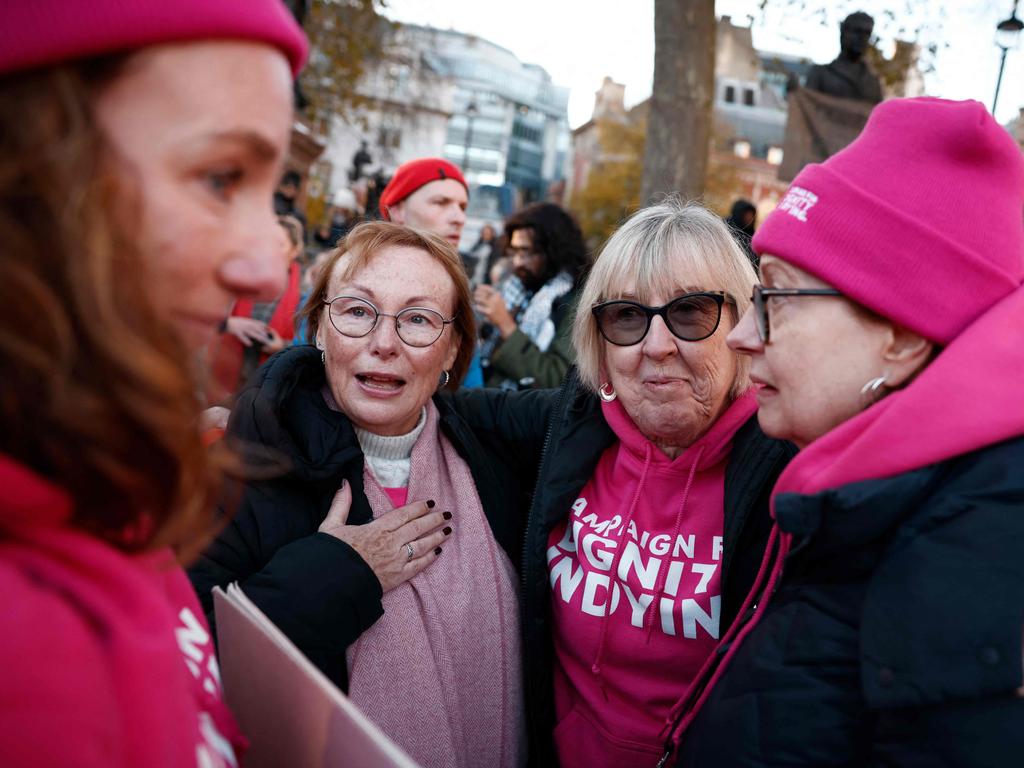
[643,445,705,642]
[590,442,652,700]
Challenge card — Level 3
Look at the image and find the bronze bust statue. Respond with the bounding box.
[805,12,883,104]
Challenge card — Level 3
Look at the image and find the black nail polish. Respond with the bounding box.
[426,500,435,508]
[442,511,452,520]
[434,546,443,556]
[443,526,452,536]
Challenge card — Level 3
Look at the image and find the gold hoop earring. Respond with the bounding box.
[598,382,616,402]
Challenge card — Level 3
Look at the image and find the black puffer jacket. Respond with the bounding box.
[444,369,796,766]
[188,346,529,691]
[678,436,1024,767]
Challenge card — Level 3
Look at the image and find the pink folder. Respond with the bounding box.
[213,584,420,768]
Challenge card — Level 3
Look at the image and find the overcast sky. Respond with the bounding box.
[385,0,1024,128]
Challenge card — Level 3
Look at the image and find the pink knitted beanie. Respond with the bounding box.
[752,97,1024,344]
[0,0,308,77]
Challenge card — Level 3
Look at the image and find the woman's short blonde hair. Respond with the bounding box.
[572,199,758,398]
[298,221,476,388]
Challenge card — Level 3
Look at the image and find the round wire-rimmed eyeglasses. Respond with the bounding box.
[751,284,842,343]
[322,295,456,348]
[591,291,737,346]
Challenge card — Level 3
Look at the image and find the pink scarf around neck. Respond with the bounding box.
[346,401,524,768]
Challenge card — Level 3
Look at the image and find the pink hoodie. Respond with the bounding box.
[0,455,245,767]
[668,286,1024,748]
[548,391,757,767]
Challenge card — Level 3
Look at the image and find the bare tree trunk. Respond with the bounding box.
[640,0,716,205]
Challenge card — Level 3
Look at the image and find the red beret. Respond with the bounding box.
[379,158,468,219]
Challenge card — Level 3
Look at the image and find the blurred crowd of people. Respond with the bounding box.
[204,151,767,405]
[205,154,607,400]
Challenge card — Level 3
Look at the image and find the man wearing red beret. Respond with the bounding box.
[378,156,484,386]
[379,157,469,248]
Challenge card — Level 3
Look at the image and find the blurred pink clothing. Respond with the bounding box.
[0,455,244,767]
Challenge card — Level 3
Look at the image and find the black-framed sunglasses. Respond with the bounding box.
[751,284,842,343]
[323,296,455,348]
[591,292,736,346]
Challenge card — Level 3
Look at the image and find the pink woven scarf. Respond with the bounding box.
[346,401,524,767]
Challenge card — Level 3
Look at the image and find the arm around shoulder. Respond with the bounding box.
[442,383,561,442]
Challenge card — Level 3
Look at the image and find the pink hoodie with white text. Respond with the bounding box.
[548,391,757,767]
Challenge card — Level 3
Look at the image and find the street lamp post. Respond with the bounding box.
[993,1,1023,115]
[462,100,479,174]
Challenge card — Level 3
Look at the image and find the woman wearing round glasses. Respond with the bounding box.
[669,98,1024,766]
[189,222,525,767]
[446,200,794,766]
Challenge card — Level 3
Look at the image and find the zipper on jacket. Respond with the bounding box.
[520,376,571,601]
[659,527,783,762]
[517,376,572,764]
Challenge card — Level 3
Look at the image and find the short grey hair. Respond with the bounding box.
[571,199,758,398]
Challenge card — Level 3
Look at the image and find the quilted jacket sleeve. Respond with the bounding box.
[188,487,383,688]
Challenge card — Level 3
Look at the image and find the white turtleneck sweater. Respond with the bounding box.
[353,408,427,489]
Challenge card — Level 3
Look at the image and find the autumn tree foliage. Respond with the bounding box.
[572,118,646,245]
[299,0,396,133]
[573,109,747,244]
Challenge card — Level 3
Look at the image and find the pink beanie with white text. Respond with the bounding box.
[0,0,308,77]
[752,97,1024,344]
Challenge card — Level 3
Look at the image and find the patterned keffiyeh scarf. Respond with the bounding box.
[479,270,574,380]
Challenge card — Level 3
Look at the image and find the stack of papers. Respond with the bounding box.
[213,584,420,768]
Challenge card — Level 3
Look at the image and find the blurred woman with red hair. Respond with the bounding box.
[0,1,306,764]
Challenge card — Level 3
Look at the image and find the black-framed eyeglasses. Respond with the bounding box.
[505,245,543,261]
[323,296,455,348]
[591,292,736,346]
[751,285,842,343]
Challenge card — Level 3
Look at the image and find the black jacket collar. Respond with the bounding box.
[230,345,523,557]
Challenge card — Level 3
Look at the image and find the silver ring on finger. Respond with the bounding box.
[405,542,415,561]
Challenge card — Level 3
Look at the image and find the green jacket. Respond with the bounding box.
[485,285,580,389]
